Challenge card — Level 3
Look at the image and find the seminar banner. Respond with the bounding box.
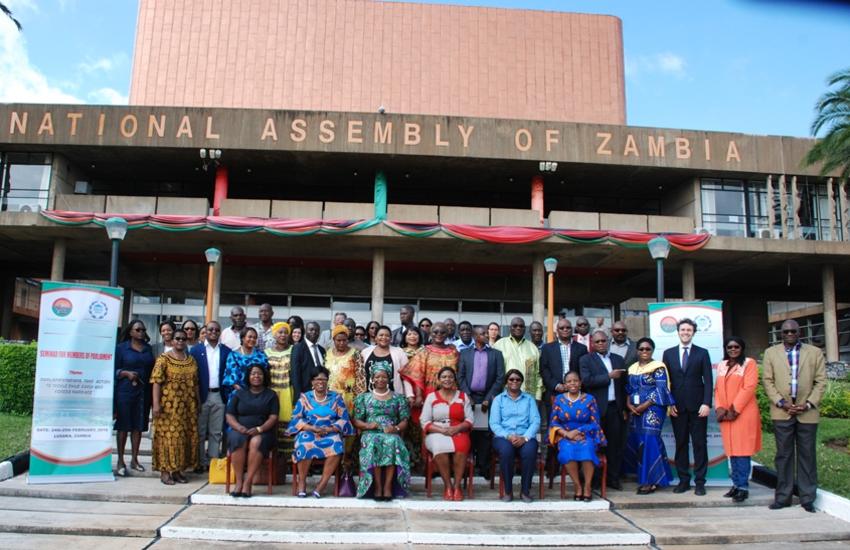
[29,281,122,484]
[648,300,727,484]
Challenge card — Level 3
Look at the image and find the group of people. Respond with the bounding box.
[112,304,826,510]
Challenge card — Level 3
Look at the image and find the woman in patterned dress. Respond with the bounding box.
[421,366,474,501]
[622,337,676,495]
[151,329,199,485]
[324,324,366,413]
[549,370,606,501]
[287,367,354,497]
[400,321,459,421]
[352,364,411,501]
[266,322,295,461]
[222,327,269,404]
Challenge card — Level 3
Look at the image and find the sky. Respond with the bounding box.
[1,0,849,138]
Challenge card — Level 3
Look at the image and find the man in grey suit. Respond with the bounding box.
[609,320,637,368]
[458,326,505,479]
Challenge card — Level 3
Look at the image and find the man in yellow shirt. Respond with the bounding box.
[493,317,541,400]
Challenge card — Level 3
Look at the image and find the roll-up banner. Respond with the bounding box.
[648,300,727,484]
[29,281,122,484]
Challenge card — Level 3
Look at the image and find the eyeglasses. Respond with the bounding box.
[206,327,221,333]
[612,328,626,333]
[782,330,798,334]
[725,344,741,349]
[576,322,589,326]
[507,377,522,382]
[173,337,187,342]
[431,329,446,335]
[511,324,524,328]
[184,327,197,332]
[637,347,653,351]
[133,327,146,332]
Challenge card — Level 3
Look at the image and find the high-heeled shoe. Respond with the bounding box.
[452,487,464,501]
[443,487,453,501]
[723,486,739,498]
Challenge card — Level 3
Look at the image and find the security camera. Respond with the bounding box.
[378,105,386,114]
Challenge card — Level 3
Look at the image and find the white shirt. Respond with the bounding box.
[598,352,615,401]
[220,326,241,350]
[575,333,591,351]
[306,339,323,366]
[205,341,221,389]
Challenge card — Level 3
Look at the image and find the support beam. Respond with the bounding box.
[822,264,838,362]
[682,260,695,301]
[50,238,66,281]
[212,165,229,216]
[531,175,544,225]
[532,255,545,325]
[212,252,223,322]
[371,248,385,323]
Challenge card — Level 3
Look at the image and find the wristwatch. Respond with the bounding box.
[257,425,262,433]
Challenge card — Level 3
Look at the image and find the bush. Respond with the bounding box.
[820,380,850,419]
[0,342,37,415]
[755,368,774,433]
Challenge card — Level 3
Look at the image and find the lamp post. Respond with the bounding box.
[204,247,222,323]
[647,236,671,303]
[104,217,128,287]
[543,257,558,343]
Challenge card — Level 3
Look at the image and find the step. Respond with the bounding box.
[619,505,850,546]
[606,481,776,509]
[0,533,153,549]
[0,472,204,504]
[152,541,646,550]
[160,504,651,546]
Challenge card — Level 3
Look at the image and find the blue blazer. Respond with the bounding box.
[539,341,587,400]
[191,342,232,403]
[662,343,713,412]
[579,352,626,414]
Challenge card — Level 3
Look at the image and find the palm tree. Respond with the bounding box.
[804,68,850,179]
[1,2,21,30]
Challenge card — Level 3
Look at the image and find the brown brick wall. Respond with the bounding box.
[129,0,625,124]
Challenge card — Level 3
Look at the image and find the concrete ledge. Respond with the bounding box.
[219,199,271,218]
[106,196,156,215]
[53,194,106,213]
[156,197,209,216]
[0,461,12,482]
[548,210,600,230]
[387,204,439,223]
[323,202,374,220]
[271,200,323,220]
[490,208,543,227]
[600,213,648,232]
[439,206,489,226]
[648,215,694,234]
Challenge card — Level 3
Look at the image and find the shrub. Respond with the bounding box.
[820,380,850,419]
[755,368,774,433]
[0,342,38,415]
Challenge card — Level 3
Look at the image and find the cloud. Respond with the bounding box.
[87,87,128,105]
[0,16,82,103]
[625,52,688,79]
[77,53,129,75]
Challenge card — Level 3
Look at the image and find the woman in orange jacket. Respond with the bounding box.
[714,336,762,502]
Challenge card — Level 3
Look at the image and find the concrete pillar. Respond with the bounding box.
[531,175,544,225]
[727,297,769,352]
[212,165,229,216]
[532,255,545,325]
[823,264,838,362]
[682,260,696,301]
[50,238,66,281]
[371,248,385,323]
[212,252,223,322]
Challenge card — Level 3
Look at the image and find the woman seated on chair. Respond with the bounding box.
[225,364,279,498]
[549,370,606,502]
[287,367,354,498]
[421,366,474,501]
[352,364,411,501]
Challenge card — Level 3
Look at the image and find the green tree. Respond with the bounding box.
[804,68,850,179]
[1,2,22,31]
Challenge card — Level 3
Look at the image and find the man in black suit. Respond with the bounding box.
[189,320,231,471]
[290,321,326,402]
[579,330,626,490]
[540,318,588,404]
[391,305,416,346]
[458,326,505,478]
[609,321,638,368]
[662,318,713,496]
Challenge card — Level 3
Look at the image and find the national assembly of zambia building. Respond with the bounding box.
[1,0,848,360]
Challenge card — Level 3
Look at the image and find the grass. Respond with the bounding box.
[0,413,31,460]
[754,417,850,499]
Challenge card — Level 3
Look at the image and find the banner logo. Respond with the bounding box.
[51,298,73,317]
[659,316,678,333]
[88,300,108,320]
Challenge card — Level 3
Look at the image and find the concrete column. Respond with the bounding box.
[682,260,696,301]
[212,252,223,322]
[823,264,838,362]
[212,165,229,216]
[371,248,385,323]
[532,255,545,324]
[50,238,66,281]
[779,175,788,238]
[531,175,544,225]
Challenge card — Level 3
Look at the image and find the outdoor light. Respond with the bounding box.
[204,247,222,323]
[544,257,559,343]
[647,236,671,302]
[104,217,128,287]
[205,247,222,265]
[200,149,223,171]
[199,148,207,159]
[538,161,558,173]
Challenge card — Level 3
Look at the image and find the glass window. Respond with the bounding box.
[701,178,774,238]
[0,153,51,212]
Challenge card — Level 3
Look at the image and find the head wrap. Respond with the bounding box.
[371,360,393,377]
[271,321,290,335]
[332,324,349,338]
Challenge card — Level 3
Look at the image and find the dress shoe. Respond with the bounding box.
[723,486,739,498]
[452,487,464,501]
[802,503,816,513]
[768,501,790,510]
[732,490,748,503]
[607,479,623,491]
[500,494,513,503]
[672,482,691,494]
[521,493,533,503]
[443,487,453,501]
[694,484,706,496]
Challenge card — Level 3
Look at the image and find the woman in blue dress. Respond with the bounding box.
[287,367,354,498]
[114,319,154,477]
[548,370,606,501]
[623,337,676,494]
[222,327,269,403]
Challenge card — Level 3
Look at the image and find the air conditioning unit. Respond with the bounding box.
[757,228,773,239]
[74,181,92,194]
[693,226,709,234]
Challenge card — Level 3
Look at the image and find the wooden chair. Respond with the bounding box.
[556,451,608,499]
[489,450,546,500]
[423,440,475,498]
[291,455,342,497]
[225,448,277,495]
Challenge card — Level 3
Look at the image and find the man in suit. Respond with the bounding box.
[609,321,637,368]
[579,330,626,490]
[573,316,592,350]
[391,305,416,346]
[458,326,506,478]
[290,321,326,402]
[662,318,713,496]
[762,319,827,513]
[190,320,231,471]
[540,318,588,404]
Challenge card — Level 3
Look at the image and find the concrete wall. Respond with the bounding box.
[647,215,694,234]
[440,206,488,226]
[156,197,209,216]
[548,211,600,230]
[660,178,700,225]
[387,204,439,223]
[491,208,542,227]
[106,196,156,215]
[49,154,89,209]
[600,213,648,232]
[272,200,323,220]
[219,199,271,218]
[54,194,106,212]
[324,202,374,220]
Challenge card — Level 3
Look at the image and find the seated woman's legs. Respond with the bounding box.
[230,443,248,493]
[373,465,384,498]
[565,461,582,497]
[518,438,538,498]
[296,459,311,494]
[581,460,594,499]
[243,436,264,495]
[452,452,467,490]
[382,465,396,498]
[433,453,453,493]
[316,454,341,494]
[492,437,518,496]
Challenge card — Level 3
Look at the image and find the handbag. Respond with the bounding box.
[208,457,235,484]
[338,469,356,497]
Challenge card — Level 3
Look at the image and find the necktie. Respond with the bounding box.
[312,344,322,367]
[681,347,689,372]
